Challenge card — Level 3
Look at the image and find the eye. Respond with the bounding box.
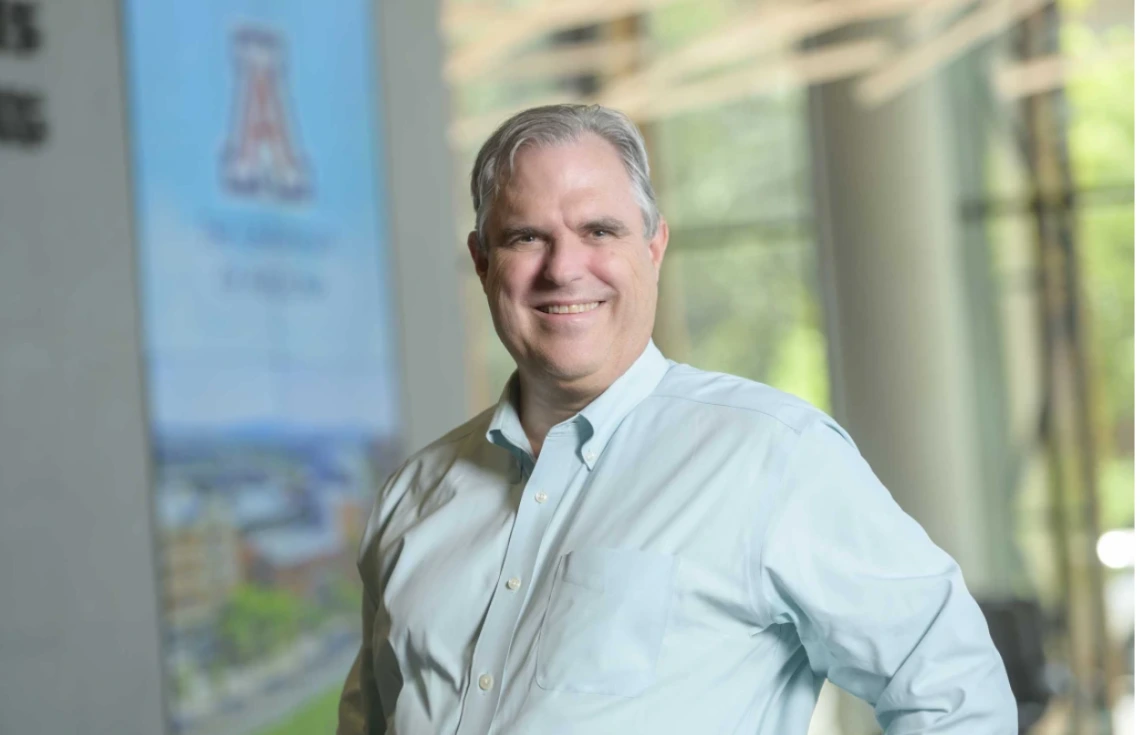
[591,229,612,238]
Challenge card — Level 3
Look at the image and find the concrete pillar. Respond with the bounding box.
[0,2,167,733]
[805,25,1011,734]
[377,0,470,450]
[807,30,995,594]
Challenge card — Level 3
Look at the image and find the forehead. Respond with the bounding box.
[496,134,635,213]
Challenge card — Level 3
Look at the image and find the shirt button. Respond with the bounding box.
[584,449,596,462]
[478,673,494,691]
[534,491,548,504]
[506,577,521,591]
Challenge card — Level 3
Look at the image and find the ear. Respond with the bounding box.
[648,217,669,280]
[467,230,490,290]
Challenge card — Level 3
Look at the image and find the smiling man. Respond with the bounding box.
[337,104,1016,735]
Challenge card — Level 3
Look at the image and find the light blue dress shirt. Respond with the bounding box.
[338,341,1016,734]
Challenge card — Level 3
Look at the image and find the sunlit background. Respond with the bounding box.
[445,1,1133,734]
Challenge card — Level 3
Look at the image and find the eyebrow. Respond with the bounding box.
[495,216,633,246]
[498,225,552,244]
[579,216,631,236]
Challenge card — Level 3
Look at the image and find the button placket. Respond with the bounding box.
[454,433,576,735]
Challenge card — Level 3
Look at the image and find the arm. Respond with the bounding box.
[339,468,407,735]
[753,418,1017,733]
[336,587,385,735]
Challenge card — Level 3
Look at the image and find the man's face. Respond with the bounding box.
[469,133,669,393]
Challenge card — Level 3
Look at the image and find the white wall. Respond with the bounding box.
[0,1,167,733]
[376,0,469,453]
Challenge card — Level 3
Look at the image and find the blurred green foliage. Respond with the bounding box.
[218,584,318,666]
[1063,17,1134,530]
[252,685,341,735]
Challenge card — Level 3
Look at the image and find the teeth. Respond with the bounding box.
[540,301,601,314]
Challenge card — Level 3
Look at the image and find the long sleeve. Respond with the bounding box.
[753,418,1017,733]
[337,580,386,734]
[339,468,408,735]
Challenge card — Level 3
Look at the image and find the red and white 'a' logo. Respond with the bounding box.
[220,28,310,201]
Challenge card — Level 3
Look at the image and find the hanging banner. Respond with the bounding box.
[122,2,401,732]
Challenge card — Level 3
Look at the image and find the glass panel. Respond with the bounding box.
[1064,5,1134,723]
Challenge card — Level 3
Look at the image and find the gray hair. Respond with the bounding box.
[469,104,660,253]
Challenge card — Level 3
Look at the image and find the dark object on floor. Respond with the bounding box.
[978,598,1057,734]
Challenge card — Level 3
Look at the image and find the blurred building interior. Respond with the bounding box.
[444,2,1134,733]
[0,0,1132,734]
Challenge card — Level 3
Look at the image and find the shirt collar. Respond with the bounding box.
[486,373,529,470]
[485,340,671,471]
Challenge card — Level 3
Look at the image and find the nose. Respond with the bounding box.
[540,232,589,286]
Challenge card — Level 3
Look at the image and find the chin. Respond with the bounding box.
[533,346,604,383]
[543,357,598,381]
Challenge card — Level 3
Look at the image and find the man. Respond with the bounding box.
[338,104,1016,734]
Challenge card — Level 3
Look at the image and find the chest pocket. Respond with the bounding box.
[535,547,676,697]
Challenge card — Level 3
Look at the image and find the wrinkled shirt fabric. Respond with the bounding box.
[337,341,1016,735]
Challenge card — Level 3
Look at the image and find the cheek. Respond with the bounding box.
[486,257,532,307]
[595,248,655,298]
[591,248,627,285]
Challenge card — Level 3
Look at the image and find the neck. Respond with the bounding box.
[515,337,652,453]
[516,373,598,458]
[514,339,651,457]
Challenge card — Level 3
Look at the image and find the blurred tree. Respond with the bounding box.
[1063,18,1134,530]
[218,584,307,665]
[329,576,363,617]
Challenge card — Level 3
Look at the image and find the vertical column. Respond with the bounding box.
[0,1,166,733]
[807,25,995,595]
[376,0,469,451]
[805,24,1015,734]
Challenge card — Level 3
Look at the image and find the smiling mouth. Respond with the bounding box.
[536,301,603,315]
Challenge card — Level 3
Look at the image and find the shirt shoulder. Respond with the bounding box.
[382,405,498,496]
[359,407,496,547]
[411,405,497,466]
[650,362,852,442]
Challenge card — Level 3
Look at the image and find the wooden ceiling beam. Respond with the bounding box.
[443,0,686,79]
[905,0,980,35]
[992,40,1133,99]
[854,0,1052,106]
[447,38,893,147]
[622,38,894,120]
[594,0,933,111]
[444,38,643,84]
